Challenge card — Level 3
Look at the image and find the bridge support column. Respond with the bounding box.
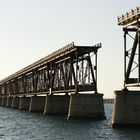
[112,90,140,127]
[68,94,105,119]
[1,97,7,106]
[6,96,13,108]
[12,96,20,109]
[29,96,46,112]
[0,97,2,106]
[19,96,31,110]
[44,94,69,114]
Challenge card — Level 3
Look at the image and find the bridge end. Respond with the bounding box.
[112,90,140,128]
[67,93,105,119]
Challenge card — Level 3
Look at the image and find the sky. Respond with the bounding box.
[0,0,139,98]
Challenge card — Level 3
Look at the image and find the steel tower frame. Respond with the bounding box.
[118,6,140,88]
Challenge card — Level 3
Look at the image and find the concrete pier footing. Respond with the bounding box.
[6,97,13,107]
[29,96,46,112]
[0,97,2,105]
[0,93,106,121]
[1,97,7,106]
[112,90,140,127]
[19,96,31,110]
[12,96,20,109]
[44,94,70,114]
[68,94,105,119]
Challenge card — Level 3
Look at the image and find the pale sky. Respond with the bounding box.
[0,0,139,98]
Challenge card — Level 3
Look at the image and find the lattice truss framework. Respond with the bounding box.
[123,28,140,86]
[118,6,140,87]
[0,43,101,96]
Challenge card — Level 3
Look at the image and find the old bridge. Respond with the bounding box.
[0,42,105,118]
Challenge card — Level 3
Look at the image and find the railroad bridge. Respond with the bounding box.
[0,42,105,118]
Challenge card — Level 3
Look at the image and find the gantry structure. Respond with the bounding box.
[118,6,140,88]
[0,42,101,97]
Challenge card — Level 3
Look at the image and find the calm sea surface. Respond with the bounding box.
[0,104,140,140]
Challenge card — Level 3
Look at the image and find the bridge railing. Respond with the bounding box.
[118,6,140,26]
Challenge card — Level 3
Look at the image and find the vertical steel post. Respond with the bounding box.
[23,74,26,94]
[33,69,37,93]
[49,62,52,95]
[95,51,97,93]
[4,83,6,95]
[124,29,127,88]
[75,50,78,93]
[138,23,140,83]
[9,80,11,95]
[15,78,18,95]
[88,54,90,83]
[81,56,84,84]
[43,68,46,92]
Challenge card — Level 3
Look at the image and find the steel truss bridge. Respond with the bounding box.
[118,6,140,88]
[0,42,101,97]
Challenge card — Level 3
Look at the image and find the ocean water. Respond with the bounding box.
[0,104,140,140]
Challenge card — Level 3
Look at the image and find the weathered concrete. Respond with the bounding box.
[68,94,105,118]
[1,97,7,106]
[6,96,13,107]
[29,96,46,112]
[12,96,20,109]
[112,90,140,127]
[19,96,31,110]
[0,97,2,106]
[44,94,70,114]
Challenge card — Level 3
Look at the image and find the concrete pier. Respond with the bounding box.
[12,96,20,109]
[6,96,13,107]
[44,94,69,114]
[0,97,2,105]
[19,96,31,110]
[112,90,140,127]
[68,94,105,118]
[29,96,46,112]
[1,97,7,106]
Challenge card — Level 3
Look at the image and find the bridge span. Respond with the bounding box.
[0,42,105,118]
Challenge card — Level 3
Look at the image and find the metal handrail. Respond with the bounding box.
[118,6,140,26]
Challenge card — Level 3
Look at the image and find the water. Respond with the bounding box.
[0,104,140,140]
